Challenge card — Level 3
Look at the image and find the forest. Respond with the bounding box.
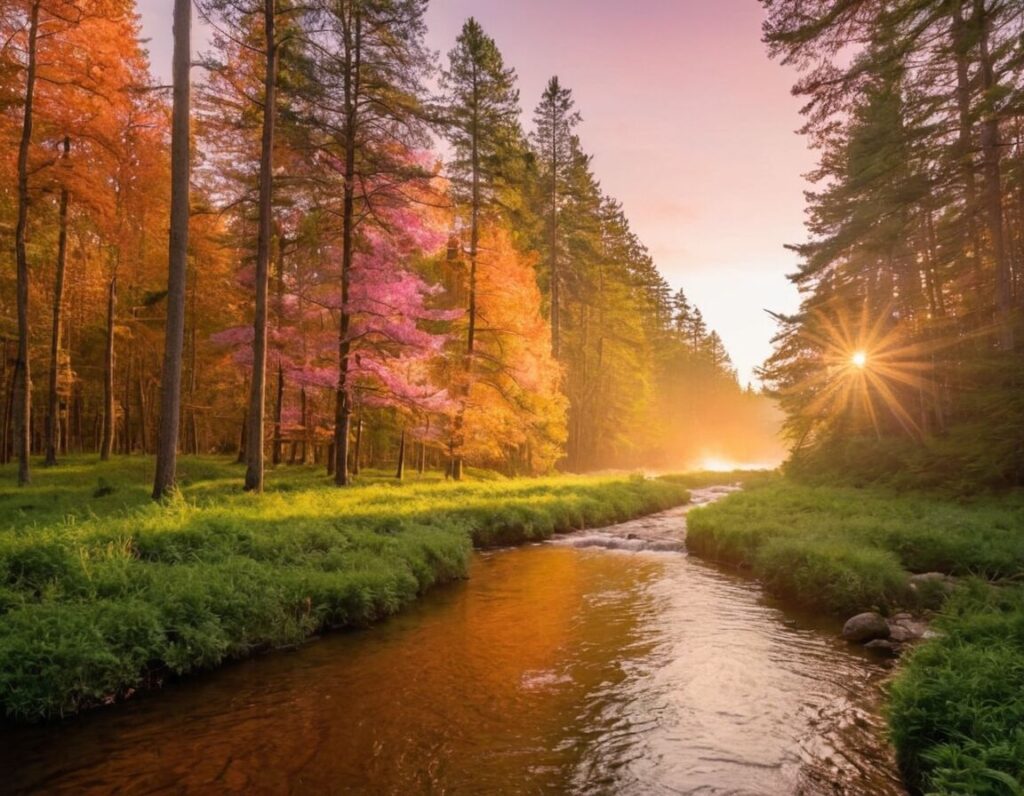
[760,0,1024,490]
[0,0,779,495]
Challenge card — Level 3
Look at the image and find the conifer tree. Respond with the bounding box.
[532,77,580,358]
[440,17,522,480]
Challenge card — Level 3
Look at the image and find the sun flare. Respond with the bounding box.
[851,351,868,369]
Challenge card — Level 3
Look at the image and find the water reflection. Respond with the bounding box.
[2,512,903,795]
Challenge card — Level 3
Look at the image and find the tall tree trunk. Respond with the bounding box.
[952,2,984,293]
[299,386,310,463]
[334,9,361,486]
[100,273,116,460]
[272,361,284,465]
[352,415,362,476]
[549,102,560,359]
[152,0,192,499]
[976,0,1014,350]
[45,136,71,466]
[122,349,132,454]
[245,0,279,492]
[395,426,405,480]
[137,370,148,453]
[1,347,15,465]
[13,0,40,485]
[450,70,482,483]
[236,410,247,463]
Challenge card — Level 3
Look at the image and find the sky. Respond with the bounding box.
[135,0,813,385]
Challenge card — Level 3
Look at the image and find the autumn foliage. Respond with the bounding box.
[0,3,774,486]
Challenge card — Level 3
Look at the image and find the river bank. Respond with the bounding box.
[686,477,1024,794]
[0,456,690,722]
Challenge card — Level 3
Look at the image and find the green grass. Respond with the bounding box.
[889,583,1024,795]
[0,456,689,721]
[687,477,1024,615]
[687,477,1024,794]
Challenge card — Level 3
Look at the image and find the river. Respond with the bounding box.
[2,487,905,794]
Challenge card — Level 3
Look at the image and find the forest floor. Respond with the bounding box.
[687,477,1024,795]
[0,456,694,722]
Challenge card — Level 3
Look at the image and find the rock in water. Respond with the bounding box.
[842,612,891,643]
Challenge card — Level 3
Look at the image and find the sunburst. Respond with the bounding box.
[789,302,943,439]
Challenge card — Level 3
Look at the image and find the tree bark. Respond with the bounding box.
[395,426,405,480]
[272,361,284,465]
[152,0,191,499]
[334,8,361,486]
[100,273,116,460]
[245,0,279,492]
[975,0,1014,350]
[952,2,984,292]
[13,0,41,485]
[45,136,71,466]
[352,415,362,476]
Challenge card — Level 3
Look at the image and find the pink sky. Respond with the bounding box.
[136,0,812,385]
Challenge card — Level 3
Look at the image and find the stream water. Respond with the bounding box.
[2,488,905,794]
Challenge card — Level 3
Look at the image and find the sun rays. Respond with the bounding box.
[789,302,942,440]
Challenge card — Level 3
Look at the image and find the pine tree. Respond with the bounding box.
[440,17,522,480]
[532,77,581,358]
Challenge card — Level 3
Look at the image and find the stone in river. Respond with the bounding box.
[842,612,891,643]
[864,639,901,657]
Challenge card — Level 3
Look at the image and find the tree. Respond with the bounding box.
[11,0,41,485]
[440,16,523,479]
[312,0,434,485]
[531,76,580,358]
[152,0,191,499]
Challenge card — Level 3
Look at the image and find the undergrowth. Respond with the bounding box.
[0,457,688,721]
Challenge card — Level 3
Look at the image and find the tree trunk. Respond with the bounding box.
[450,70,483,483]
[952,3,984,293]
[549,102,560,359]
[352,415,362,476]
[976,0,1014,350]
[1,351,15,465]
[395,426,405,480]
[272,361,284,465]
[334,9,361,486]
[137,370,148,453]
[152,0,192,499]
[13,0,40,485]
[122,349,132,454]
[299,386,310,463]
[100,273,116,460]
[244,0,279,492]
[45,136,71,466]
[236,411,247,463]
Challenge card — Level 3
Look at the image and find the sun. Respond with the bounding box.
[851,351,868,369]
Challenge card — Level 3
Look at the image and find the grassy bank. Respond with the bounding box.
[0,457,689,721]
[687,477,1024,794]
